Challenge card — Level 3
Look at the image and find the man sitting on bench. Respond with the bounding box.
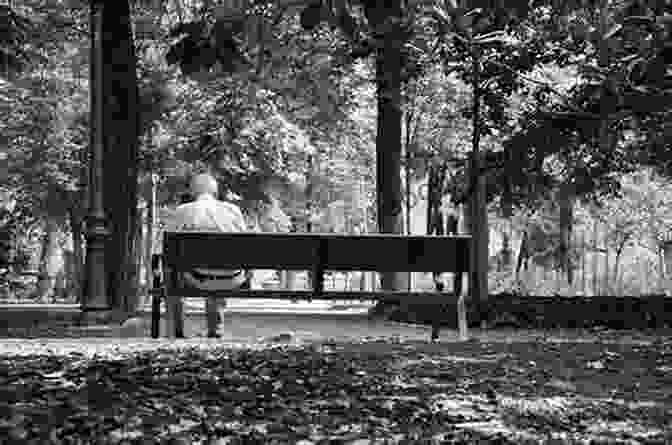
[165,173,250,338]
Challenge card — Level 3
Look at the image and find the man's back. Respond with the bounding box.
[170,195,246,277]
[172,196,246,233]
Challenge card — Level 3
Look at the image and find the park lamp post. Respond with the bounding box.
[83,0,110,311]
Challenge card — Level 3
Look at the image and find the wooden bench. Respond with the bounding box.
[151,232,471,341]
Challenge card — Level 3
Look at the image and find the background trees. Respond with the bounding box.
[0,0,670,311]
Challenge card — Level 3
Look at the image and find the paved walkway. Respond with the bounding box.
[158,311,435,342]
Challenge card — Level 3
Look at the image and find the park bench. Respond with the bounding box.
[151,232,470,341]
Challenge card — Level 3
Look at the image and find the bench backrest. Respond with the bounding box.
[164,232,470,273]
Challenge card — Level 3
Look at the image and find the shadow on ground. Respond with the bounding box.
[0,328,670,444]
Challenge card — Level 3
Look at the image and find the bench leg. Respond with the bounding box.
[431,275,444,342]
[431,307,443,342]
[174,297,184,338]
[165,293,185,338]
[151,291,161,338]
[206,295,219,337]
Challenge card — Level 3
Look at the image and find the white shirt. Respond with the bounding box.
[167,194,247,286]
[170,194,246,234]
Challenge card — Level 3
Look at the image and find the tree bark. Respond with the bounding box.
[558,184,574,284]
[604,243,610,295]
[374,0,406,295]
[499,216,512,272]
[516,230,529,281]
[658,247,665,292]
[640,257,647,295]
[614,241,627,296]
[36,219,60,303]
[427,164,446,290]
[581,228,586,294]
[143,174,157,305]
[593,220,599,296]
[663,241,672,294]
[69,209,84,304]
[469,49,488,323]
[500,147,513,272]
[127,206,143,312]
[101,0,140,311]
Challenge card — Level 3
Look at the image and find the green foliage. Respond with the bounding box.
[0,4,39,73]
[604,168,672,252]
[145,0,379,218]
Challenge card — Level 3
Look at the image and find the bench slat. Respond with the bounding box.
[164,288,462,304]
[164,232,470,272]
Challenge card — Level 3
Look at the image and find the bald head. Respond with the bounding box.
[190,173,218,198]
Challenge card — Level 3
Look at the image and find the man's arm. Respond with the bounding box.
[220,202,247,232]
[163,206,185,234]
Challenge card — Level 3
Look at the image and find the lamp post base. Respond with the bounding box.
[83,214,110,311]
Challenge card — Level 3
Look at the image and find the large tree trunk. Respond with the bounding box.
[469,175,488,321]
[469,50,488,324]
[101,0,140,311]
[374,0,406,296]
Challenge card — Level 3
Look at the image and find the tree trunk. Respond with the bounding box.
[663,241,672,295]
[597,0,611,296]
[469,175,488,312]
[658,247,665,292]
[69,209,84,304]
[558,184,574,284]
[36,219,61,303]
[516,230,529,281]
[143,174,157,306]
[581,228,586,294]
[469,49,488,324]
[593,220,599,296]
[427,165,446,290]
[126,206,143,312]
[499,220,512,272]
[640,257,647,295]
[374,0,406,295]
[614,243,625,297]
[604,244,610,295]
[500,147,513,272]
[101,0,140,311]
[460,200,472,294]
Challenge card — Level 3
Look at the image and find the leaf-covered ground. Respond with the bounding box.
[1,331,671,444]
